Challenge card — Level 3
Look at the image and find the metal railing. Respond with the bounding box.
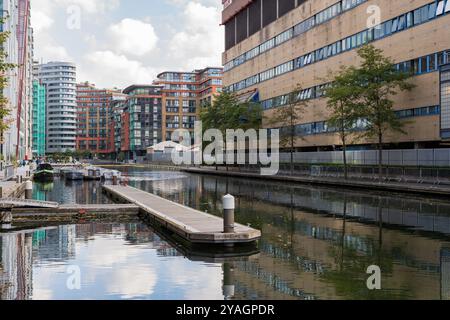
[1,164,15,181]
[144,149,450,185]
[145,148,450,167]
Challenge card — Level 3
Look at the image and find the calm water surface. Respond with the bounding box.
[1,167,450,300]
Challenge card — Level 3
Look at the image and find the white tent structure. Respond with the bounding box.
[147,141,190,154]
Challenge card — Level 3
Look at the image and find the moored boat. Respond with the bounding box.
[65,170,84,180]
[101,169,121,180]
[33,163,54,182]
[83,167,101,180]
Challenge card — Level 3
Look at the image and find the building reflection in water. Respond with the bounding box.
[0,223,234,300]
[121,169,450,300]
[32,178,112,205]
[442,248,450,300]
[2,168,450,299]
[0,233,33,300]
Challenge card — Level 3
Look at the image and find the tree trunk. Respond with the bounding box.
[290,130,294,176]
[342,132,348,180]
[378,132,383,181]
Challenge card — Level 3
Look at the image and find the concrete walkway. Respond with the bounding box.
[182,167,450,197]
[103,185,261,245]
[0,181,26,198]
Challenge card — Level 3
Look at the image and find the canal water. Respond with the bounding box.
[1,167,450,300]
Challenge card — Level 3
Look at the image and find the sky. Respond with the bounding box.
[31,0,224,89]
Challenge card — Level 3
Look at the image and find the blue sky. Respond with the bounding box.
[31,0,224,88]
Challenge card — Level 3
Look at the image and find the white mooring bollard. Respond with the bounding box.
[223,194,235,233]
[25,180,33,199]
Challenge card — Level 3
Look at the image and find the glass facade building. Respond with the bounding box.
[32,80,46,157]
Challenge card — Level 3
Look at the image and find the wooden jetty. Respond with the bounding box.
[8,204,140,226]
[0,198,59,209]
[11,204,139,216]
[103,185,261,245]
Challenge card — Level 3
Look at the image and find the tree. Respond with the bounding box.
[117,151,125,162]
[200,91,262,169]
[266,84,307,176]
[326,67,362,180]
[0,17,17,161]
[354,45,415,180]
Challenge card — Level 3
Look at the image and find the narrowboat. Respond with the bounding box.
[33,163,55,181]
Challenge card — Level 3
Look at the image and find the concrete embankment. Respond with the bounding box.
[181,168,450,198]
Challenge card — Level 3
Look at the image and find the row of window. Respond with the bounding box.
[260,49,450,111]
[277,105,441,137]
[224,0,367,71]
[227,1,450,93]
[165,92,198,98]
[42,77,76,82]
[41,66,75,71]
[166,107,197,113]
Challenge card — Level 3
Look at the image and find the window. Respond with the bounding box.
[246,47,260,60]
[414,6,429,25]
[275,29,293,46]
[446,0,450,13]
[436,1,445,16]
[260,39,275,53]
[428,2,437,19]
[260,69,275,82]
[245,75,259,87]
[294,17,315,36]
[429,54,437,71]
[398,15,406,31]
[275,61,293,76]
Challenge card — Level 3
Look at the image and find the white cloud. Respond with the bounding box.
[31,10,54,32]
[79,50,157,88]
[40,45,73,62]
[32,0,224,88]
[34,31,74,62]
[108,19,158,57]
[106,266,157,299]
[55,0,120,14]
[168,2,223,70]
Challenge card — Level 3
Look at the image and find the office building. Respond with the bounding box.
[222,0,450,150]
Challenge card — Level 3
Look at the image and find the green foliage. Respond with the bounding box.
[117,152,125,162]
[326,66,362,137]
[200,91,262,134]
[327,45,415,179]
[266,84,307,175]
[72,149,92,160]
[266,84,306,149]
[326,66,363,179]
[354,45,415,142]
